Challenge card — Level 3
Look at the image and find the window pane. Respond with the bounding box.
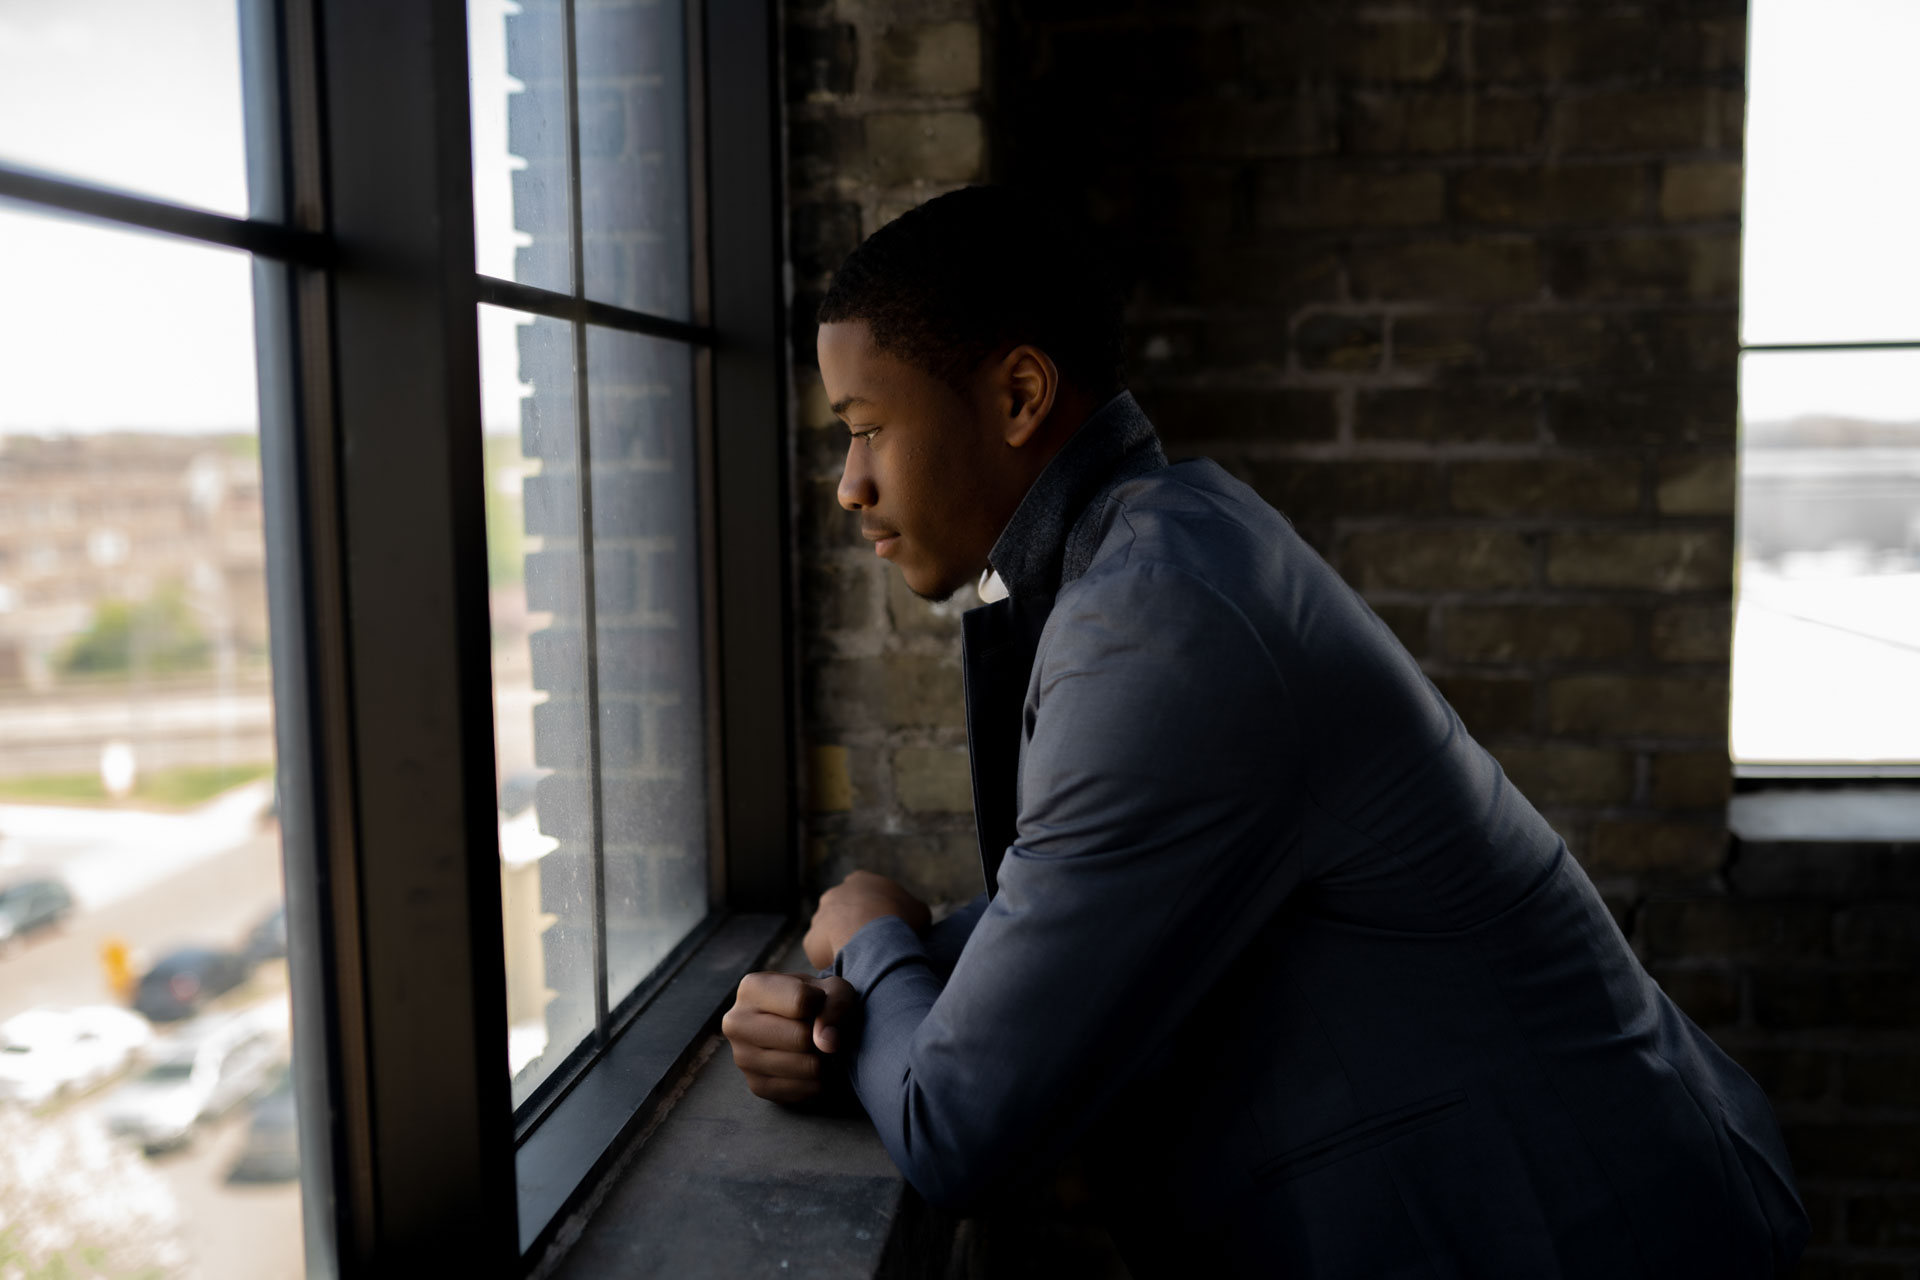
[0,208,303,1277]
[1733,350,1920,762]
[1742,0,1920,344]
[0,0,250,217]
[469,0,573,293]
[578,0,694,319]
[584,328,707,1004]
[479,304,598,1106]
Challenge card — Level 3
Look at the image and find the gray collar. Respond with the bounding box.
[987,390,1167,601]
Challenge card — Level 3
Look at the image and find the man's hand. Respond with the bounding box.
[722,971,858,1104]
[803,869,931,969]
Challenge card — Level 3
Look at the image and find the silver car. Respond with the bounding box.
[99,1009,285,1152]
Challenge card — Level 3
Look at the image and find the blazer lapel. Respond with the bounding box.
[961,593,1051,898]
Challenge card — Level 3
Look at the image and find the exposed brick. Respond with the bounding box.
[801,561,878,633]
[1845,1192,1920,1250]
[1293,313,1384,371]
[1449,458,1640,516]
[1587,820,1726,877]
[1340,529,1535,591]
[1454,164,1644,225]
[1156,96,1339,159]
[1548,674,1727,737]
[1650,603,1732,662]
[1472,16,1744,82]
[1491,743,1634,805]
[1258,167,1445,229]
[893,746,973,813]
[1356,386,1537,443]
[1442,604,1634,662]
[1730,841,1920,899]
[788,23,857,100]
[790,201,862,279]
[1350,239,1541,304]
[879,653,964,728]
[1660,161,1744,222]
[1434,675,1535,735]
[1336,20,1452,82]
[1649,750,1732,807]
[1489,312,1739,378]
[873,23,981,96]
[808,744,853,812]
[1640,899,1829,961]
[1553,89,1744,154]
[866,112,984,185]
[1753,969,1920,1031]
[1548,382,1738,448]
[1390,314,1487,373]
[1548,235,1742,303]
[1545,529,1733,592]
[1835,905,1920,964]
[1845,1055,1920,1110]
[1141,388,1340,445]
[1786,1123,1920,1181]
[1656,455,1735,515]
[1348,92,1542,155]
[1247,460,1444,525]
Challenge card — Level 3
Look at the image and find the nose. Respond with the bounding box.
[837,437,876,512]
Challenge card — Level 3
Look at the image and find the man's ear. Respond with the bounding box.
[997,344,1059,450]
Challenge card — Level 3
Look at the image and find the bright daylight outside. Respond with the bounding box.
[1733,0,1920,765]
[0,3,300,1279]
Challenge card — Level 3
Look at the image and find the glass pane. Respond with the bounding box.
[0,207,303,1277]
[1742,0,1920,344]
[584,328,707,1004]
[578,0,693,319]
[479,304,597,1106]
[469,0,573,293]
[0,0,251,217]
[1733,349,1920,762]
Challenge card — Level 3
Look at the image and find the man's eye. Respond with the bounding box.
[851,426,881,446]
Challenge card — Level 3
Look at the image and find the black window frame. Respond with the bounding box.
[0,0,793,1271]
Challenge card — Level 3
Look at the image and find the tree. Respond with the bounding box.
[59,587,210,678]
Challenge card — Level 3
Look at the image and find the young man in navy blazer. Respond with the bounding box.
[722,186,1809,1278]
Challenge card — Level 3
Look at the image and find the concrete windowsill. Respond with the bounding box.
[1728,786,1920,842]
[537,943,942,1280]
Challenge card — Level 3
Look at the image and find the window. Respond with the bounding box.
[0,0,789,1271]
[1733,0,1920,770]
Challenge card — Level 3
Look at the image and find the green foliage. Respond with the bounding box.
[483,432,528,590]
[58,586,210,677]
[0,762,272,809]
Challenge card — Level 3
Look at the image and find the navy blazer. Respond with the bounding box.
[832,392,1809,1277]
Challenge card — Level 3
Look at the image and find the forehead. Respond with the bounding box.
[817,320,926,414]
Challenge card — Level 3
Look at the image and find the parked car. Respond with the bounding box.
[0,1005,152,1106]
[100,1013,285,1152]
[0,877,74,954]
[132,947,250,1022]
[227,1062,299,1182]
[241,904,287,966]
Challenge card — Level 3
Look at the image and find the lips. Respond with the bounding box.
[863,528,901,558]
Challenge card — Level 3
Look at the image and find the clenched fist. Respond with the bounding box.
[721,971,857,1104]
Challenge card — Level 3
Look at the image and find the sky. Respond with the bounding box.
[0,0,1915,433]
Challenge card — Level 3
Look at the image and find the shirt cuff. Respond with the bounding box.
[831,914,931,999]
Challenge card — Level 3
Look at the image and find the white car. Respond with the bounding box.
[99,1010,285,1152]
[0,1006,153,1106]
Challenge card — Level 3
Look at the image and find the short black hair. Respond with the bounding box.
[816,186,1125,401]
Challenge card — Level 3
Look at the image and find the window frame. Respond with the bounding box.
[0,0,794,1271]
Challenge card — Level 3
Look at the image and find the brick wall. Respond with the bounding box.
[1657,835,1920,1276]
[785,0,995,904]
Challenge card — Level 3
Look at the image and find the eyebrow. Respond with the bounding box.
[829,395,873,416]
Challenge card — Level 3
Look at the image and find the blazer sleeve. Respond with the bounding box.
[831,557,1307,1210]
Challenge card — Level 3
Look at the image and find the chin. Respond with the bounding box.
[902,563,970,604]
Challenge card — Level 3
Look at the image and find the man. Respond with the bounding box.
[722,186,1809,1276]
